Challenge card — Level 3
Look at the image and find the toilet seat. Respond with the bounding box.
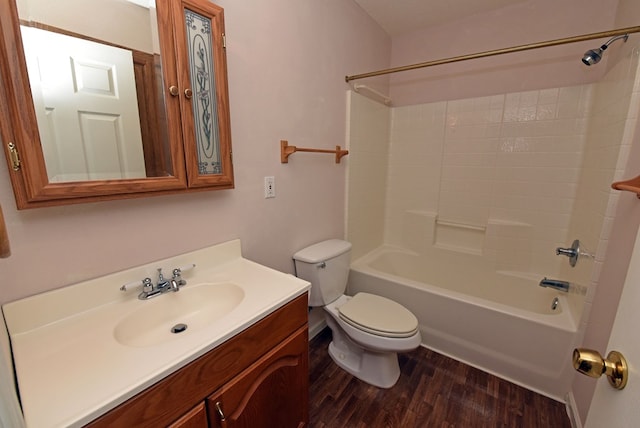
[338,292,418,338]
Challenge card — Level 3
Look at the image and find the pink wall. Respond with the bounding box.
[0,0,390,304]
[388,0,619,105]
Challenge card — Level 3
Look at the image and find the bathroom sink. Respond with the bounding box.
[114,282,245,347]
[3,239,311,428]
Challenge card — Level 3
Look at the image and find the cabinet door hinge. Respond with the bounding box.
[222,33,226,49]
[7,142,20,171]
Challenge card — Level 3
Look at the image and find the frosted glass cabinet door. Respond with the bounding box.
[173,0,234,189]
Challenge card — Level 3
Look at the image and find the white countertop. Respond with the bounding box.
[2,239,310,428]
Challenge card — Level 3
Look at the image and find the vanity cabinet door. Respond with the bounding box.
[207,327,309,428]
[168,403,208,428]
[171,0,234,190]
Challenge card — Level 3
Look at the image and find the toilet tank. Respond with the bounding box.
[293,239,352,306]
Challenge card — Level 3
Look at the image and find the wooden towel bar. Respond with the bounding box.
[280,140,349,164]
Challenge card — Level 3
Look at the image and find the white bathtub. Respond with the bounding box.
[348,245,579,400]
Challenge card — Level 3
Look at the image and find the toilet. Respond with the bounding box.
[293,239,421,388]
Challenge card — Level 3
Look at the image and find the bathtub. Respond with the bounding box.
[348,245,579,400]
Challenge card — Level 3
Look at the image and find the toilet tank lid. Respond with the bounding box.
[293,239,352,263]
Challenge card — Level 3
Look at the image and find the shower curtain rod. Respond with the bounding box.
[345,25,640,82]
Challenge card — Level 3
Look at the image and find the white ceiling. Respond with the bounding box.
[354,0,526,36]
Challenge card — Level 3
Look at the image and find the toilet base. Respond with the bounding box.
[325,317,401,388]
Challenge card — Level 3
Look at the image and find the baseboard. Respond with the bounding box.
[565,391,582,428]
[308,307,327,340]
[309,320,327,340]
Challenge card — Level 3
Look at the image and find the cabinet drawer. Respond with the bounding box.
[167,403,207,428]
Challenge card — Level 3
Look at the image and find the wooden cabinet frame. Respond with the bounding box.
[0,0,233,209]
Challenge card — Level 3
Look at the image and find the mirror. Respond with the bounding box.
[1,0,233,209]
[17,0,173,182]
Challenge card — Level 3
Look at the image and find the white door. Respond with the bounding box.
[21,26,146,182]
[585,226,640,426]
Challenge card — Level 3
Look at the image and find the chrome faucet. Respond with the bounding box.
[155,268,170,290]
[170,267,189,290]
[119,264,196,300]
[539,277,570,292]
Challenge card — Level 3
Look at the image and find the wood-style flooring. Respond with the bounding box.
[309,328,572,428]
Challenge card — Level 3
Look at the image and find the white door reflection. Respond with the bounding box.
[21,26,146,182]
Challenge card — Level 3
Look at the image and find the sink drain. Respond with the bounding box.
[171,323,188,334]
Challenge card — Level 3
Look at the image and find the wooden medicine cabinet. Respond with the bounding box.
[0,0,233,209]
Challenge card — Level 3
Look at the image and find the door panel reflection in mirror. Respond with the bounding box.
[22,26,147,182]
[17,0,177,182]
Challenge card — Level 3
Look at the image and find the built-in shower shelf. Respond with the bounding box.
[612,175,640,198]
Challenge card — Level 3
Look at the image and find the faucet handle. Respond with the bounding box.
[174,263,196,274]
[556,239,580,267]
[120,277,153,292]
[120,281,139,292]
[172,263,196,278]
[171,263,196,289]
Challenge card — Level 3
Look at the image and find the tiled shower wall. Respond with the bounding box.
[348,85,594,277]
[347,50,637,304]
[386,87,595,276]
[345,93,390,261]
[562,48,640,326]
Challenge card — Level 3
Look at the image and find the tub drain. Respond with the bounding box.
[171,323,188,334]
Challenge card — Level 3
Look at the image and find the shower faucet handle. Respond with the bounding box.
[556,247,577,257]
[556,239,581,267]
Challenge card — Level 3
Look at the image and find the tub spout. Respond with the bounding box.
[539,277,570,292]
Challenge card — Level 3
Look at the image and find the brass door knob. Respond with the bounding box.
[572,348,628,390]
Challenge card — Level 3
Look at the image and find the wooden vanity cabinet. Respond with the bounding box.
[85,294,308,428]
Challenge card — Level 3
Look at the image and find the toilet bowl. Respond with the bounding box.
[324,293,421,388]
[293,239,421,388]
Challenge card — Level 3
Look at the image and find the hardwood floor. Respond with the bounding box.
[309,328,572,428]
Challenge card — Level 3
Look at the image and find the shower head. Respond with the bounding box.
[582,34,629,66]
[582,48,604,65]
